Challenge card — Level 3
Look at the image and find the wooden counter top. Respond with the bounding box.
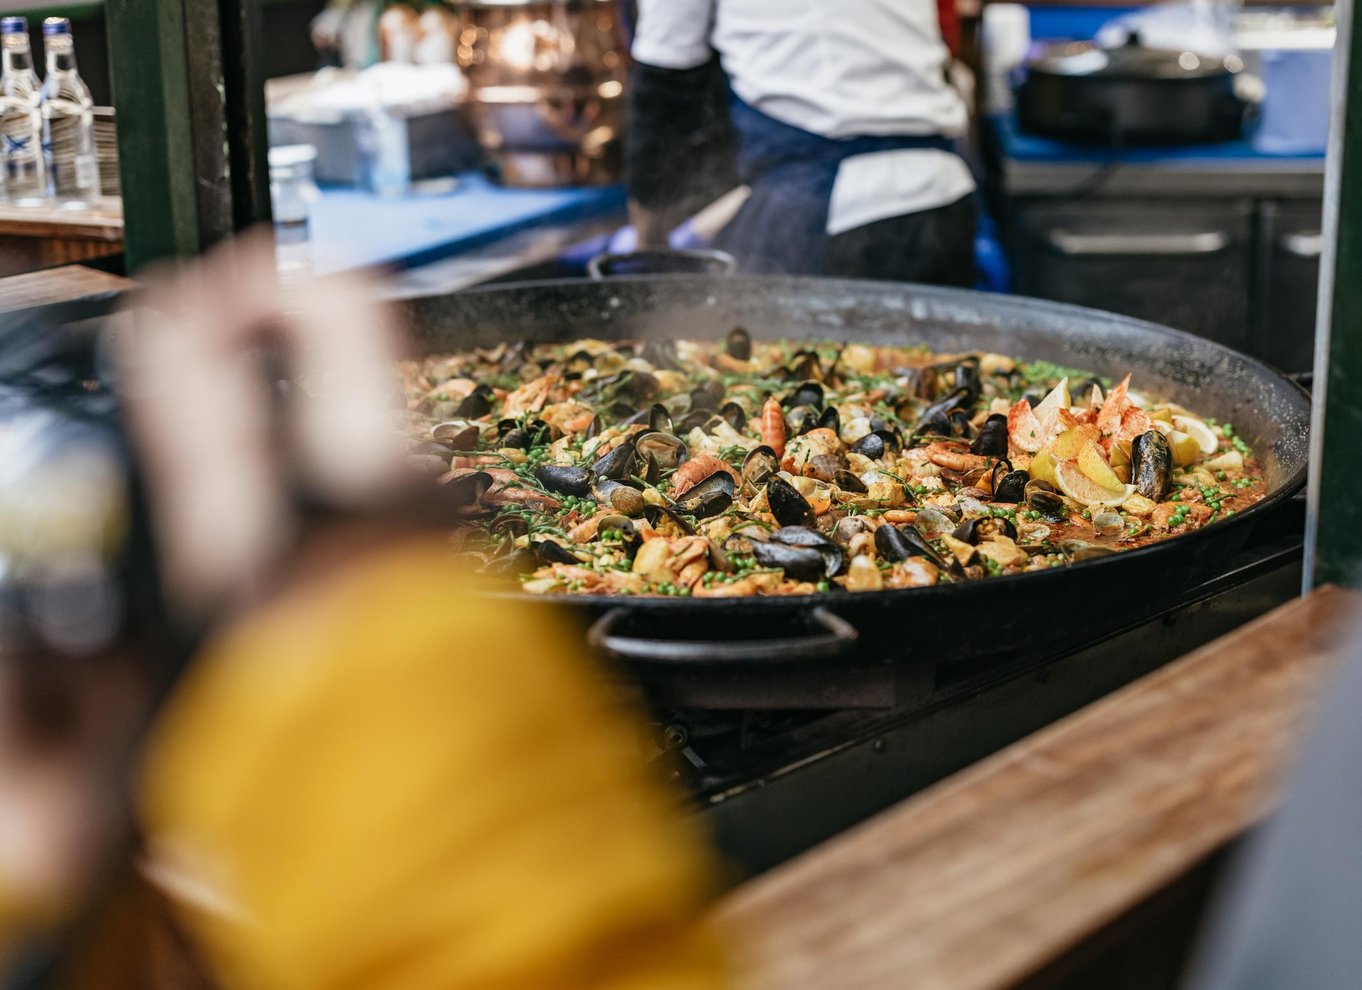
[716,586,1360,990]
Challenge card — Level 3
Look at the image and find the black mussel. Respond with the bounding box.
[531,539,580,565]
[443,469,493,507]
[640,340,684,372]
[624,370,661,402]
[875,523,945,567]
[766,475,816,528]
[785,350,823,382]
[833,469,869,494]
[690,378,726,411]
[742,445,780,487]
[869,413,892,434]
[676,409,714,435]
[769,526,844,577]
[491,512,530,541]
[535,465,595,496]
[675,472,736,519]
[992,469,1029,504]
[1024,480,1068,521]
[817,405,840,435]
[726,326,752,361]
[635,431,688,472]
[1131,430,1172,502]
[498,417,551,449]
[832,516,873,546]
[970,414,1009,457]
[848,430,900,460]
[953,516,1019,545]
[456,384,495,419]
[644,503,695,536]
[432,421,480,451]
[751,541,826,582]
[954,357,982,400]
[564,349,594,376]
[786,404,820,436]
[783,380,825,411]
[584,414,604,441]
[912,387,971,437]
[500,427,531,450]
[707,538,736,573]
[592,441,639,481]
[720,401,748,433]
[648,403,674,435]
[947,408,974,438]
[481,547,538,578]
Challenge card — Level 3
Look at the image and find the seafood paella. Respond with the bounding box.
[401,329,1267,597]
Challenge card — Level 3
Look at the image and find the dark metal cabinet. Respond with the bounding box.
[1255,200,1323,374]
[1012,200,1255,352]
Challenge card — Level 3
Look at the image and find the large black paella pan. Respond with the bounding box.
[399,276,1310,700]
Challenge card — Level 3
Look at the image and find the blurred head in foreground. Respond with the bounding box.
[0,234,725,990]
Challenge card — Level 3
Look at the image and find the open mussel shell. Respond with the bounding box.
[592,441,639,481]
[875,523,946,567]
[817,405,841,435]
[953,516,1018,545]
[751,541,826,583]
[769,526,845,577]
[635,431,688,472]
[848,430,900,460]
[535,464,595,496]
[431,421,480,451]
[648,403,674,435]
[954,356,982,401]
[970,414,1009,457]
[592,480,646,517]
[912,387,971,437]
[490,512,530,541]
[1063,539,1118,562]
[742,445,780,488]
[833,469,869,494]
[726,326,752,361]
[913,505,957,539]
[787,404,821,436]
[481,547,538,578]
[992,468,1029,504]
[644,503,696,536]
[497,417,552,449]
[442,469,494,507]
[1024,479,1068,521]
[674,471,735,519]
[767,475,815,528]
[594,514,642,555]
[720,401,748,433]
[1131,430,1172,502]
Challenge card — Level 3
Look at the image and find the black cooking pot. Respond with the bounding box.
[1018,38,1258,145]
[398,276,1310,706]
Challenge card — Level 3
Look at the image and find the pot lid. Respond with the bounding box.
[1028,38,1245,80]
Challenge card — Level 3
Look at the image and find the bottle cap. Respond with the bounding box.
[42,17,71,37]
[0,17,28,35]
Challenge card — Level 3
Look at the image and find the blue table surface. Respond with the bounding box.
[306,173,626,275]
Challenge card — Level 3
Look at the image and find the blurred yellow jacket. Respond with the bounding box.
[137,537,727,990]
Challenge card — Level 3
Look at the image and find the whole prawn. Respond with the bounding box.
[761,396,787,458]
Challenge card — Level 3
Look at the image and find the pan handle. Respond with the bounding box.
[586,249,738,279]
[587,605,858,666]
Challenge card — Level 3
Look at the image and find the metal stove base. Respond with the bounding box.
[683,536,1302,877]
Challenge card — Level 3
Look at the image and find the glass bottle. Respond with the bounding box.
[40,17,98,206]
[0,17,46,205]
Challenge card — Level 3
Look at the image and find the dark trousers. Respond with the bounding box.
[826,193,976,287]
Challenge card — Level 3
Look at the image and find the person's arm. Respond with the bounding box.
[628,0,731,248]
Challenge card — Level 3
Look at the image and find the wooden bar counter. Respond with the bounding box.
[0,197,123,277]
[716,587,1360,990]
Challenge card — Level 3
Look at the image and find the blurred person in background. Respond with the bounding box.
[627,0,975,283]
[0,237,726,990]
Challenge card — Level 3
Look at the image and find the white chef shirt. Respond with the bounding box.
[632,0,975,235]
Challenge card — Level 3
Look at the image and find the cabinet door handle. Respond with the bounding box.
[1045,230,1231,256]
[1279,231,1323,259]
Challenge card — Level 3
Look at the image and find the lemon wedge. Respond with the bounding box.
[1056,460,1136,507]
[1172,415,1219,455]
[1077,441,1124,491]
[1167,430,1201,467]
[1032,378,1071,422]
[1029,448,1058,486]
